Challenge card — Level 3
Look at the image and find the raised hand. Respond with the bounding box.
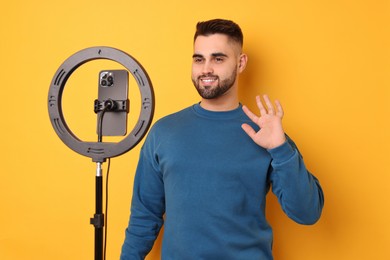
[241,95,286,149]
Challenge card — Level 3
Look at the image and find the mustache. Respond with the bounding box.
[198,74,219,80]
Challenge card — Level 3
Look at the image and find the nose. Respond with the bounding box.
[202,60,213,75]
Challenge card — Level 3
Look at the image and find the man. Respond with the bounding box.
[121,19,324,259]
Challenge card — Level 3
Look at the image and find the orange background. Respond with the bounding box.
[1,0,389,259]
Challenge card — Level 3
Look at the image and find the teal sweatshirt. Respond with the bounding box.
[121,103,324,259]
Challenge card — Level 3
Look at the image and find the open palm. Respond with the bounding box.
[242,95,286,149]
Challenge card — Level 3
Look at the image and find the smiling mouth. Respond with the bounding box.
[200,76,218,85]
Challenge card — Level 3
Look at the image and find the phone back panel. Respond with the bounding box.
[97,70,129,136]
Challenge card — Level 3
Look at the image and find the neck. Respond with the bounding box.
[199,89,239,111]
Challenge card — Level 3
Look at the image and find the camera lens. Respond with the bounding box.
[101,80,107,86]
[107,76,113,83]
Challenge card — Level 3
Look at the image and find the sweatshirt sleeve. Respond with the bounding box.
[267,136,324,225]
[120,139,165,259]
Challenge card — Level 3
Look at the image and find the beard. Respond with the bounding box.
[192,67,237,99]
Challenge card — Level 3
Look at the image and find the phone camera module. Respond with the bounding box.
[100,72,114,87]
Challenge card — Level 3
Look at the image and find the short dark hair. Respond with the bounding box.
[194,19,243,47]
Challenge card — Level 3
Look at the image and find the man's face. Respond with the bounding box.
[191,34,241,99]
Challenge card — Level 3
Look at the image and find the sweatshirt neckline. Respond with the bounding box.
[192,103,243,119]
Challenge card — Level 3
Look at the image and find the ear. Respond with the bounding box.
[238,53,248,73]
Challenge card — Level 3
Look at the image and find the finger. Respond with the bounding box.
[242,105,259,124]
[274,99,284,118]
[256,95,267,116]
[262,94,275,114]
[241,123,257,140]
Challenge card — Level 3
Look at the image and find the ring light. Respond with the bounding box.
[48,46,154,162]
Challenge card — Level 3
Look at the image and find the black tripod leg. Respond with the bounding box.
[90,163,104,260]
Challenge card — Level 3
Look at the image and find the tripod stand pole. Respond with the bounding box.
[91,162,104,260]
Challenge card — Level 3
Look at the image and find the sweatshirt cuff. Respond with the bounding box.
[267,141,295,163]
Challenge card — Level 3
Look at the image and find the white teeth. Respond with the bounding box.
[201,78,216,82]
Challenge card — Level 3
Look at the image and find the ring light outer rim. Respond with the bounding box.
[48,46,154,162]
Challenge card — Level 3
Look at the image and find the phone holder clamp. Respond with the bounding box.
[94,99,130,113]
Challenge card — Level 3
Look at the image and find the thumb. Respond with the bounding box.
[241,123,257,140]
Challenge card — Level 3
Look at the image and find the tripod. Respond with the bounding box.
[47,46,155,260]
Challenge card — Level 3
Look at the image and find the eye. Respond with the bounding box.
[193,56,204,63]
[215,57,225,63]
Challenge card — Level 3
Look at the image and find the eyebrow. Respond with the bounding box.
[192,52,228,58]
[211,52,228,58]
[192,54,204,59]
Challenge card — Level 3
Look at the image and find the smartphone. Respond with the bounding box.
[97,69,129,136]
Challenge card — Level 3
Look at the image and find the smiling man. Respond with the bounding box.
[121,19,324,260]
